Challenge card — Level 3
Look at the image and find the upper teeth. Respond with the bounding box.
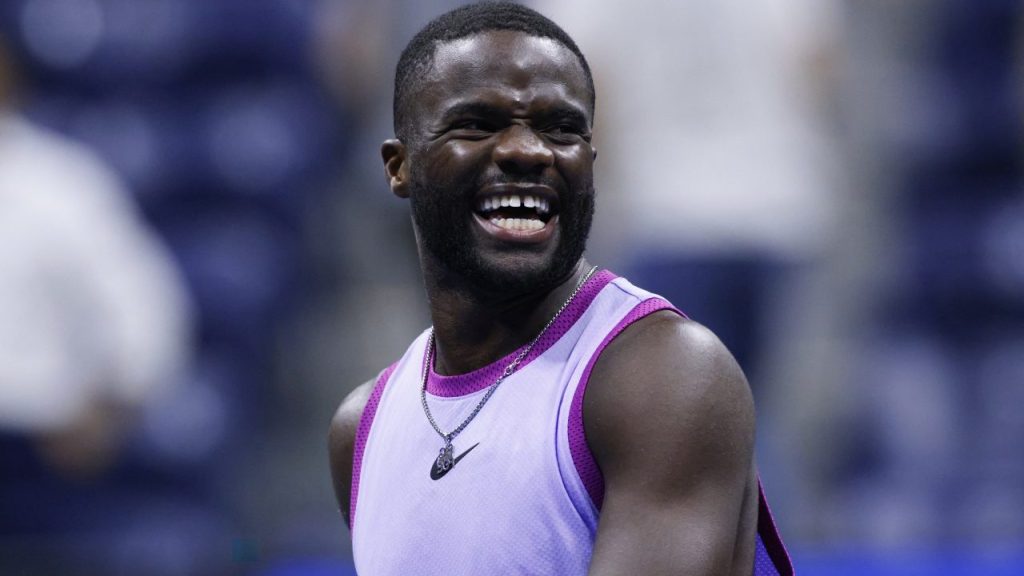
[478,195,550,215]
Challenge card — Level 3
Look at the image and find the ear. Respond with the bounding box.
[381,139,410,198]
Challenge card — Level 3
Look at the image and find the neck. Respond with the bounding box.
[422,258,592,376]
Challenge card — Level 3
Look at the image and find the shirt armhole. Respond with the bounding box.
[349,361,398,534]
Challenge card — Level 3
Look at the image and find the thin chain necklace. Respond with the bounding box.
[421,265,599,476]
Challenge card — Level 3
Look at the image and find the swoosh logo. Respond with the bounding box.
[429,442,480,480]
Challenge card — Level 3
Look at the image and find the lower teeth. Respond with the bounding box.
[492,217,544,231]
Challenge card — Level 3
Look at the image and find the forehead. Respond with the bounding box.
[418,30,591,122]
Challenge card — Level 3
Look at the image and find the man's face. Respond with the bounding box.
[400,30,596,295]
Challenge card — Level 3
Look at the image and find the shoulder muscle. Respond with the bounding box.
[586,310,754,488]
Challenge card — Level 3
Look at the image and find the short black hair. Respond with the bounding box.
[393,1,595,141]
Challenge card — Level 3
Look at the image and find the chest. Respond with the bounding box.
[352,346,595,575]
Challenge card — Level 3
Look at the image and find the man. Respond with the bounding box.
[329,3,792,574]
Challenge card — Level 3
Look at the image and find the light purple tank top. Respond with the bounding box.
[350,271,793,575]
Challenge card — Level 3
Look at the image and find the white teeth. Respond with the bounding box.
[477,194,552,216]
[492,217,545,231]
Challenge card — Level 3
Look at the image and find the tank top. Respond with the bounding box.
[350,270,793,575]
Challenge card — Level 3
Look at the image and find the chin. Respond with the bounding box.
[465,252,578,296]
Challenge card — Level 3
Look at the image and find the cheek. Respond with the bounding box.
[425,142,489,185]
[554,146,594,183]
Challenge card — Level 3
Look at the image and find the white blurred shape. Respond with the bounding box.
[0,114,192,431]
[20,0,104,69]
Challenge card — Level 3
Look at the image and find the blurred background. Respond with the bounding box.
[0,0,1020,574]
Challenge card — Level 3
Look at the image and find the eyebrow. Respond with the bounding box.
[541,107,589,128]
[439,101,506,123]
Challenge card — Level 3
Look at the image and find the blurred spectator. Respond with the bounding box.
[0,32,192,473]
[4,0,347,571]
[0,112,192,474]
[0,34,194,571]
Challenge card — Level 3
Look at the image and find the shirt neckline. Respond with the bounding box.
[424,269,616,398]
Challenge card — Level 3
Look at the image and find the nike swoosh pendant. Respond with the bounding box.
[434,443,454,474]
[430,442,480,480]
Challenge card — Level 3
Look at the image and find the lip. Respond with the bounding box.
[472,211,559,244]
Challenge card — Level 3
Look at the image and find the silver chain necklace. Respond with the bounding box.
[421,265,599,476]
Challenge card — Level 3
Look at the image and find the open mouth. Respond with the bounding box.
[474,192,555,232]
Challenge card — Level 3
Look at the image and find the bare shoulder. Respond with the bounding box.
[328,379,375,527]
[584,309,755,487]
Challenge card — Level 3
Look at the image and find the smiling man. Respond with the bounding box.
[328,3,792,575]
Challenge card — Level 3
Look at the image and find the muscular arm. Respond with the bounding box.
[328,380,373,528]
[585,311,758,576]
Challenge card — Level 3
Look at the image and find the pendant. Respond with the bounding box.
[434,443,454,475]
[430,442,480,480]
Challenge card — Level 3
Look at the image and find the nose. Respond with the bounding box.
[492,124,554,175]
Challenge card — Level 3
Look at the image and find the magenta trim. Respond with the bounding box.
[568,297,681,510]
[757,477,794,575]
[349,362,398,533]
[425,269,617,398]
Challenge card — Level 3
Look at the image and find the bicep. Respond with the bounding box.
[584,314,756,576]
[328,380,373,528]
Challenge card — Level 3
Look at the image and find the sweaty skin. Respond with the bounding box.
[329,30,759,576]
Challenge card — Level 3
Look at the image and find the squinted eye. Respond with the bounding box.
[451,120,497,132]
[544,124,587,143]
